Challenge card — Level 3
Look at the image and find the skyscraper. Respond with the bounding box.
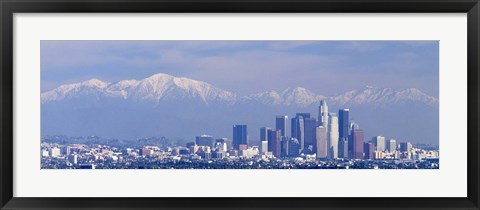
[352,128,364,159]
[327,113,339,159]
[319,100,329,128]
[338,109,350,143]
[304,117,318,153]
[387,139,397,153]
[267,129,282,157]
[276,115,288,137]
[316,126,327,159]
[372,136,386,152]
[338,139,349,158]
[400,142,413,152]
[364,142,374,159]
[260,127,271,142]
[291,114,307,151]
[233,125,247,150]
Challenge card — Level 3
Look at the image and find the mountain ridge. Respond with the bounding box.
[41,73,439,108]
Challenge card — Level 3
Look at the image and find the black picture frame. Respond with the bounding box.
[1,0,479,209]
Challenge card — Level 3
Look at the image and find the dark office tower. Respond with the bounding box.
[233,125,247,150]
[352,129,364,159]
[196,135,215,148]
[338,139,349,158]
[287,138,301,157]
[400,142,413,152]
[304,117,318,152]
[338,109,350,142]
[291,115,305,150]
[260,127,271,142]
[364,142,374,160]
[267,130,282,157]
[276,115,288,137]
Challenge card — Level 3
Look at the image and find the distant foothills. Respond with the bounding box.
[41,73,439,146]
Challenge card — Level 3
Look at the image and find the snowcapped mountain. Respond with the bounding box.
[41,73,237,105]
[41,73,438,108]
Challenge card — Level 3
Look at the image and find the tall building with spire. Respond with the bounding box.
[319,100,329,129]
[327,113,339,159]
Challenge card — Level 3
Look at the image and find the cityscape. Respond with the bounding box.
[41,100,439,169]
[41,41,439,170]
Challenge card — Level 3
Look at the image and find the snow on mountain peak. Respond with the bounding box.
[41,74,438,108]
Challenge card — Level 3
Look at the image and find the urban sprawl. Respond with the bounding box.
[41,100,439,169]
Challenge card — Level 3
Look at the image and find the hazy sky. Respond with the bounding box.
[41,41,439,97]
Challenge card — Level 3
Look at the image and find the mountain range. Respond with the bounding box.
[41,73,439,145]
[42,73,438,107]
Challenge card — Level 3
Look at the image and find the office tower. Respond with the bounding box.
[291,114,306,150]
[267,129,282,157]
[351,127,364,159]
[260,140,268,154]
[338,139,349,158]
[276,115,288,137]
[372,136,386,152]
[316,126,327,159]
[260,127,271,142]
[327,113,339,159]
[338,109,350,142]
[287,138,301,157]
[364,142,374,159]
[387,139,397,153]
[319,100,329,128]
[304,116,317,153]
[196,135,215,148]
[400,142,413,152]
[233,125,248,150]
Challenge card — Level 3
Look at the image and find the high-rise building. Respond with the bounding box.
[276,115,288,137]
[364,142,374,160]
[372,136,386,152]
[327,113,339,159]
[319,100,329,128]
[304,116,317,153]
[267,129,282,157]
[233,125,248,150]
[260,140,268,154]
[286,137,300,157]
[338,109,350,142]
[260,127,271,142]
[338,139,349,158]
[196,135,215,148]
[291,114,306,150]
[387,139,397,153]
[316,126,327,159]
[352,128,364,159]
[68,154,78,164]
[400,142,413,152]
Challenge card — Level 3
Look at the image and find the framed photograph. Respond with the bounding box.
[1,0,479,209]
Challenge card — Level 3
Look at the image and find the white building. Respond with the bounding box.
[327,113,339,159]
[387,139,397,153]
[50,147,61,157]
[260,140,268,154]
[316,126,327,159]
[372,136,386,152]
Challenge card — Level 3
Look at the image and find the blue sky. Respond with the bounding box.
[41,41,439,97]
